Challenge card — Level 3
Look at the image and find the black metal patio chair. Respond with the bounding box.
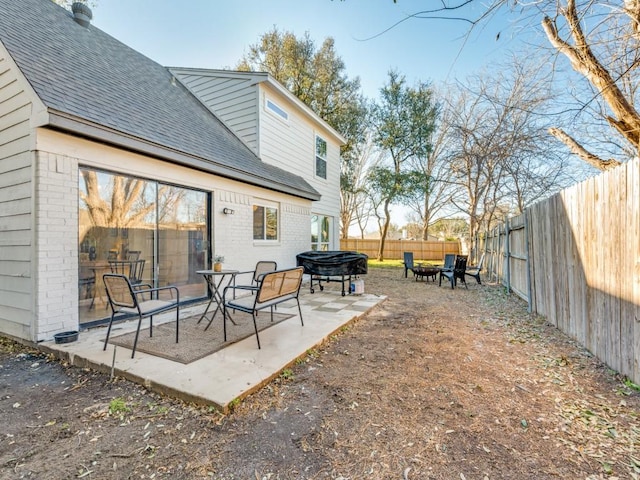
[102,274,180,358]
[233,260,278,293]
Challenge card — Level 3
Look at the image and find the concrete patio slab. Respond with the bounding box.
[39,289,385,411]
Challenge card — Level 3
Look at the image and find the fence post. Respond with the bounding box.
[505,217,511,293]
[524,209,532,313]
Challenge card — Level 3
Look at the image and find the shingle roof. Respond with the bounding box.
[0,0,320,201]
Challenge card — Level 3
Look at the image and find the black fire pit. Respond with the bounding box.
[296,250,368,296]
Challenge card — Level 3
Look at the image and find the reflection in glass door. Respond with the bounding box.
[311,215,331,251]
[78,168,209,325]
[157,185,208,298]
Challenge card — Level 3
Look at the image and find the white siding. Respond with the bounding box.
[173,73,260,154]
[258,85,341,248]
[0,51,34,340]
[171,71,343,250]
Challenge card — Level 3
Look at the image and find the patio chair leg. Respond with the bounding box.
[103,313,115,350]
[175,310,179,344]
[223,305,228,341]
[252,312,261,349]
[297,299,304,326]
[131,315,144,358]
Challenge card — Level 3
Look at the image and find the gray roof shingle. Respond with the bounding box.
[0,0,320,201]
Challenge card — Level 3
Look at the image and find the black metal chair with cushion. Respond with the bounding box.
[102,274,180,358]
[465,253,485,285]
[439,255,468,289]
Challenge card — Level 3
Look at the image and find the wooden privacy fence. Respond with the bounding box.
[481,214,530,302]
[340,239,460,261]
[482,158,640,384]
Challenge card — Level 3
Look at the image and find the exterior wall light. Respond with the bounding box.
[222,207,235,215]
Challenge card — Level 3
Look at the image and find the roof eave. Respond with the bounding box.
[46,110,321,202]
[168,67,347,145]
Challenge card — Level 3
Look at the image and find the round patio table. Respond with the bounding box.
[196,269,239,330]
[413,265,440,282]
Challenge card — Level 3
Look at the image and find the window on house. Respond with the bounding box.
[311,215,331,251]
[266,99,288,121]
[253,203,279,241]
[315,135,327,179]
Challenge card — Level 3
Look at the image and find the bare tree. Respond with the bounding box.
[404,88,455,240]
[444,58,567,243]
[80,171,155,228]
[369,71,438,260]
[340,130,383,238]
[381,0,640,170]
[541,0,639,169]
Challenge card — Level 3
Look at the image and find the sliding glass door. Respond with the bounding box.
[78,168,209,325]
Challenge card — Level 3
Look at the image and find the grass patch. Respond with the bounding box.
[368,259,404,269]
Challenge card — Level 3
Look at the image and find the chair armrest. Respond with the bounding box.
[232,270,255,281]
[134,285,180,303]
[223,284,258,302]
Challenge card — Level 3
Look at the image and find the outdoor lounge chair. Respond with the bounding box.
[102,274,180,358]
[465,253,485,284]
[222,267,304,349]
[403,252,417,278]
[439,255,468,289]
[441,253,456,271]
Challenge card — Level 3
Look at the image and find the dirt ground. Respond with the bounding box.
[1,266,640,480]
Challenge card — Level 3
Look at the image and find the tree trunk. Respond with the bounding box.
[376,199,392,261]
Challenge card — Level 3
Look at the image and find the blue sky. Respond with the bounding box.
[90,0,528,99]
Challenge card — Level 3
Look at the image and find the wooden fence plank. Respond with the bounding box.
[472,159,639,382]
[620,162,634,377]
[339,239,460,261]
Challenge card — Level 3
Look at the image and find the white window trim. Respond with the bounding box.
[265,97,289,123]
[253,199,280,243]
[315,134,327,180]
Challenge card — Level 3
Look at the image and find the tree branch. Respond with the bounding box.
[548,127,621,171]
[541,0,640,149]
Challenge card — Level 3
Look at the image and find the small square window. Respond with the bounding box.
[253,204,278,241]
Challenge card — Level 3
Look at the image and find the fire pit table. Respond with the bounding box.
[413,265,440,282]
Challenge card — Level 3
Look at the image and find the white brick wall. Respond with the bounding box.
[215,191,311,271]
[34,151,79,340]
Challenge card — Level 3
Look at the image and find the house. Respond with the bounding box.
[168,69,345,253]
[0,0,343,342]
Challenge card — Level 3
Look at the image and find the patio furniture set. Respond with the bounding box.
[101,259,306,357]
[403,252,485,289]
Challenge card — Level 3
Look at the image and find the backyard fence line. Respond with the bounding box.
[339,238,460,261]
[481,157,640,384]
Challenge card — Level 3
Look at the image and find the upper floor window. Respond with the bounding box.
[315,135,327,179]
[253,203,279,241]
[266,99,288,121]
